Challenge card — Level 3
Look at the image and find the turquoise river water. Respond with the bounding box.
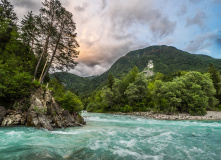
[0,112,221,160]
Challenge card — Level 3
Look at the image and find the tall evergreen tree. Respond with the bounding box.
[0,0,17,25]
[107,73,114,91]
[208,64,221,104]
[208,64,221,95]
[0,0,18,51]
[40,4,79,84]
[0,0,38,106]
[125,74,148,106]
[21,11,39,52]
[34,0,62,79]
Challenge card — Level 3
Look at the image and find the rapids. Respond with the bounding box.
[0,112,221,160]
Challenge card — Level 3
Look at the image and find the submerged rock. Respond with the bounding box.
[0,88,86,130]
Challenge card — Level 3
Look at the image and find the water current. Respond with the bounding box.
[0,112,221,160]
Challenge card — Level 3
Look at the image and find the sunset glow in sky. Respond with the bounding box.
[11,0,221,76]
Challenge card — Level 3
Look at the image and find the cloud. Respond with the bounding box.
[9,0,176,76]
[64,0,175,76]
[101,0,107,10]
[186,11,207,28]
[11,0,41,8]
[8,0,221,76]
[185,32,220,53]
[107,0,176,38]
[199,49,211,55]
[216,38,221,47]
[189,0,201,3]
[71,63,107,77]
[213,0,221,3]
[10,0,42,19]
[74,2,88,12]
[177,5,187,16]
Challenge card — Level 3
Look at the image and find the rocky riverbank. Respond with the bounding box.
[0,88,86,131]
[110,111,221,120]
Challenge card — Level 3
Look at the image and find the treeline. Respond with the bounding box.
[85,65,221,115]
[0,0,39,106]
[0,0,82,113]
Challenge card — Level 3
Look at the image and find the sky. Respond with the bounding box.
[10,0,221,77]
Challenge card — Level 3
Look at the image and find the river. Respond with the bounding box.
[0,112,221,160]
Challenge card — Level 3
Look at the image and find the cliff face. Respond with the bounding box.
[0,88,86,131]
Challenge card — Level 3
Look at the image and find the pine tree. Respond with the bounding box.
[107,73,114,91]
[0,0,18,51]
[21,11,40,53]
[40,4,79,84]
[34,0,62,79]
[0,0,18,25]
[0,0,38,106]
[208,64,221,95]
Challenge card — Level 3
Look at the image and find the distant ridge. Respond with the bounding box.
[52,45,221,94]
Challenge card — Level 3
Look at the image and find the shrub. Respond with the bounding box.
[120,105,133,113]
[57,91,83,113]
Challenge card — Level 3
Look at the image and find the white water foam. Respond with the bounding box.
[87,139,110,151]
[112,146,163,160]
[6,131,25,138]
[119,139,137,148]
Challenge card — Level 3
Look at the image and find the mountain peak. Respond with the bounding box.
[52,46,221,94]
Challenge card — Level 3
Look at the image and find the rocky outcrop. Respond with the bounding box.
[142,60,154,77]
[0,88,86,131]
[1,110,27,126]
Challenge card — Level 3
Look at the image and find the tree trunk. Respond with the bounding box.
[39,56,48,82]
[33,14,54,80]
[40,32,62,84]
[33,32,50,79]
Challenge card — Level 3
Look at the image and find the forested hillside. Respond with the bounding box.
[54,45,221,94]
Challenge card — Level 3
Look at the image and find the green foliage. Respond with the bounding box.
[86,67,148,113]
[107,73,115,90]
[101,87,115,110]
[0,1,38,106]
[85,90,107,112]
[151,72,218,115]
[57,91,83,113]
[21,11,39,47]
[208,64,221,94]
[120,105,133,113]
[49,78,83,113]
[50,72,92,95]
[125,74,148,107]
[86,68,219,115]
[55,45,221,95]
[208,64,221,104]
[32,80,41,88]
[0,0,81,114]
[0,0,18,25]
[86,102,105,113]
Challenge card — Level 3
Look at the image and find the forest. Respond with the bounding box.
[0,0,82,113]
[0,0,221,116]
[85,65,221,115]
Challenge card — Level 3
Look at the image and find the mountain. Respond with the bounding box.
[52,45,221,94]
[50,72,92,94]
